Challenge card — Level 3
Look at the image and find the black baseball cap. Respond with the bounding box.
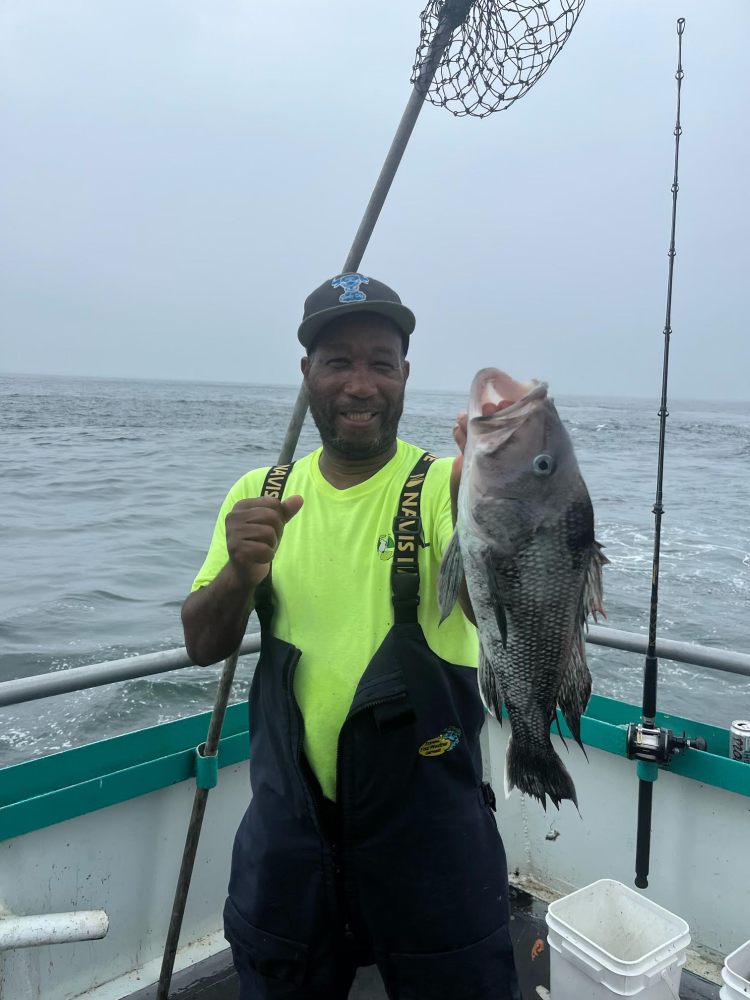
[297,273,416,354]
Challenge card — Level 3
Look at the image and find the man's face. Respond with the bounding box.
[301,314,410,460]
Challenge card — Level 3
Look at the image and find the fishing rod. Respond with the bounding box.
[156,2,586,994]
[625,18,704,891]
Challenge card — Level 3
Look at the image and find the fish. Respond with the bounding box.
[439,368,607,809]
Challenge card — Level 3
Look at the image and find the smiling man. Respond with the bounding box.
[182,274,519,1000]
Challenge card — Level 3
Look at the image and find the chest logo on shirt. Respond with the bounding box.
[377,533,395,561]
[418,726,462,758]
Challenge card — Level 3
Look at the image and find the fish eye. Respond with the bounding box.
[532,454,555,476]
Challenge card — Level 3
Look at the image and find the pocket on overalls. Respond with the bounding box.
[381,923,518,1000]
[224,897,309,986]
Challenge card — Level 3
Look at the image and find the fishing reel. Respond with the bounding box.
[626,723,706,765]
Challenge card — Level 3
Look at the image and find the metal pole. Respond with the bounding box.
[156,4,474,996]
[1,625,749,710]
[634,17,685,891]
[0,635,263,709]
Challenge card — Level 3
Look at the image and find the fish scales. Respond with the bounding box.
[439,368,606,809]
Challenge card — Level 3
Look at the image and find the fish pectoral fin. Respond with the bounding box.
[487,569,509,649]
[479,643,504,722]
[583,540,608,623]
[438,529,464,623]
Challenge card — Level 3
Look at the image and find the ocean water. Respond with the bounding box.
[1,373,748,766]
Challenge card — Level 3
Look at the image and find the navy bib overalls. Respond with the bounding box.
[224,456,519,1000]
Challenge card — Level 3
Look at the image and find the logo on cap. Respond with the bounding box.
[331,273,369,303]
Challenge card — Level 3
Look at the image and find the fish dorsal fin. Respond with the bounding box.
[557,629,592,753]
[554,540,603,753]
[478,642,504,722]
[438,529,464,623]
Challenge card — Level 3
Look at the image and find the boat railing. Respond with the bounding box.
[0,626,748,710]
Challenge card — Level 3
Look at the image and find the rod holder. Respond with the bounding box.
[637,760,659,783]
[194,742,218,790]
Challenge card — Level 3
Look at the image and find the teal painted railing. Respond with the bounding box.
[0,694,747,843]
[0,704,249,842]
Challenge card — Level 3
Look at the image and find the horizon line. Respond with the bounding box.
[2,369,748,407]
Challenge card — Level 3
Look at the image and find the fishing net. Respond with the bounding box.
[412,0,585,117]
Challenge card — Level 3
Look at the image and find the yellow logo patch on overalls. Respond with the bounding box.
[419,726,462,757]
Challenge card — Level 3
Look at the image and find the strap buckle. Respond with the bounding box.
[391,572,420,623]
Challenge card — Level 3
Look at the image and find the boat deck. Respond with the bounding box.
[128,887,720,1000]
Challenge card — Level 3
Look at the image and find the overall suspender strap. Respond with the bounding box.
[255,463,295,629]
[391,452,437,625]
[261,463,295,499]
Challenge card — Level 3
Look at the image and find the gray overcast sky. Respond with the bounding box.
[1,0,748,399]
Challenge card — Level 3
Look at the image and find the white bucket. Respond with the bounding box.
[546,879,690,1000]
[720,938,750,999]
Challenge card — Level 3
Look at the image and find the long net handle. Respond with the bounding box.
[155,5,473,997]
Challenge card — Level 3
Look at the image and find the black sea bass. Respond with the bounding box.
[439,369,607,808]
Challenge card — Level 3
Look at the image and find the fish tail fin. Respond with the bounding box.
[505,735,578,810]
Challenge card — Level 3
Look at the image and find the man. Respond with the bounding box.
[182,274,519,1000]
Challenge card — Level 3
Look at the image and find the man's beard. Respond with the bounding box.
[308,395,404,460]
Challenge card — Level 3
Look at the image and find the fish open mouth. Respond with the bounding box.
[469,368,547,421]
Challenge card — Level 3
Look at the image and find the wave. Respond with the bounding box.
[69,588,152,604]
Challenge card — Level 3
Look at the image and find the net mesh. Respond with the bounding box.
[412,0,585,117]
